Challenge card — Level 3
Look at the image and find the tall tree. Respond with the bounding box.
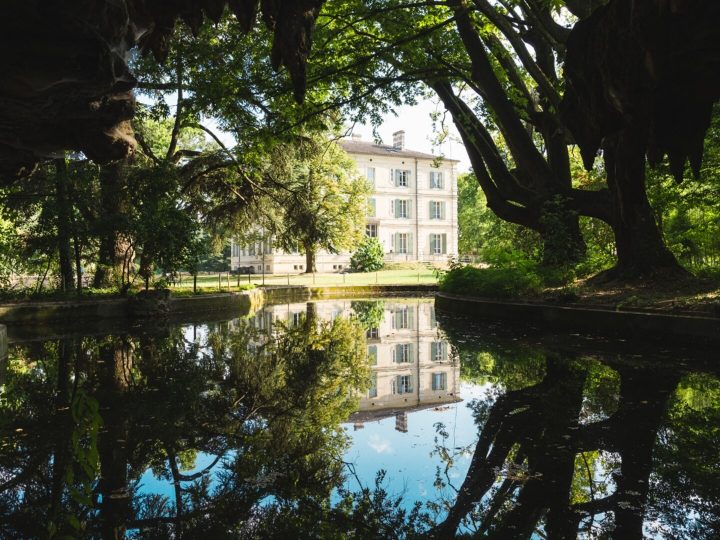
[260,134,370,273]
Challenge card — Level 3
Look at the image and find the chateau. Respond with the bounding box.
[247,298,461,431]
[230,131,460,274]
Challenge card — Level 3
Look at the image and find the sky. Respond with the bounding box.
[349,99,472,173]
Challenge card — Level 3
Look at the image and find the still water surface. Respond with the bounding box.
[0,297,717,538]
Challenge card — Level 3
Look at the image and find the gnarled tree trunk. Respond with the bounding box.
[54,158,74,291]
[602,130,685,279]
[94,161,132,288]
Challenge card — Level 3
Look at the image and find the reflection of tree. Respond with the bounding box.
[1,311,717,538]
[431,343,696,539]
[647,373,720,540]
[351,300,386,331]
[0,314,369,537]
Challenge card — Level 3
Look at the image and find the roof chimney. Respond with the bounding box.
[351,133,362,141]
[392,130,405,150]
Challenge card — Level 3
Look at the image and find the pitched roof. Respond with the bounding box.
[338,139,460,162]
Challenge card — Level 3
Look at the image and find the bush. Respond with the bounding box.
[350,237,384,272]
[438,265,543,298]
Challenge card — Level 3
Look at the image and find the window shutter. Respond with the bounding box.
[408,343,414,362]
[390,168,395,186]
[441,201,446,220]
[408,307,415,330]
[442,234,447,254]
[429,234,434,254]
[442,342,448,360]
[431,341,438,360]
[429,201,433,219]
[408,232,414,254]
[439,172,444,189]
[395,199,400,218]
[407,200,412,219]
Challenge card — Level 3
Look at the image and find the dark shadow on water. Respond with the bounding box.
[0,299,717,538]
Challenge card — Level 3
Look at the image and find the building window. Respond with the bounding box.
[366,223,378,237]
[429,201,445,220]
[366,167,375,186]
[393,343,412,363]
[430,171,444,189]
[393,169,410,187]
[367,327,379,339]
[430,233,447,255]
[392,307,412,329]
[431,372,447,391]
[397,233,408,254]
[431,341,448,362]
[291,312,302,327]
[368,345,378,365]
[392,375,413,395]
[398,199,408,218]
[393,199,410,219]
[368,373,378,398]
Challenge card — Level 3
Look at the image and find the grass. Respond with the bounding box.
[171,268,438,289]
[439,265,720,315]
[0,269,437,303]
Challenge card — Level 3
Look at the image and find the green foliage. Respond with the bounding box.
[350,300,386,330]
[261,134,371,270]
[456,173,541,263]
[646,105,720,272]
[439,265,543,298]
[350,237,385,272]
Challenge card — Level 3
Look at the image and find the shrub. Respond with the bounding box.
[439,265,543,298]
[350,237,384,272]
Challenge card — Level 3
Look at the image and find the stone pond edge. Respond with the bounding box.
[435,292,720,344]
[0,284,439,327]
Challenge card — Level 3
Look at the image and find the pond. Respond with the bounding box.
[0,297,718,538]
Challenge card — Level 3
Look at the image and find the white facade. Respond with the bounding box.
[231,132,460,274]
[246,298,461,431]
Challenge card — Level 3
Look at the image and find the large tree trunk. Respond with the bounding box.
[602,131,686,279]
[304,242,317,273]
[431,80,593,268]
[54,158,74,291]
[98,338,133,540]
[540,206,586,267]
[94,161,131,288]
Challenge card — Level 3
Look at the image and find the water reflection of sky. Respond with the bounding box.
[342,382,490,509]
[137,382,491,509]
[36,298,713,538]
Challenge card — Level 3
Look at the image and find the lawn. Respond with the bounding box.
[170,267,438,290]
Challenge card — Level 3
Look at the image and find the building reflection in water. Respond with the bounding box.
[249,298,461,432]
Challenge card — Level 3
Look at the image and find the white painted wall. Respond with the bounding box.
[231,139,459,273]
